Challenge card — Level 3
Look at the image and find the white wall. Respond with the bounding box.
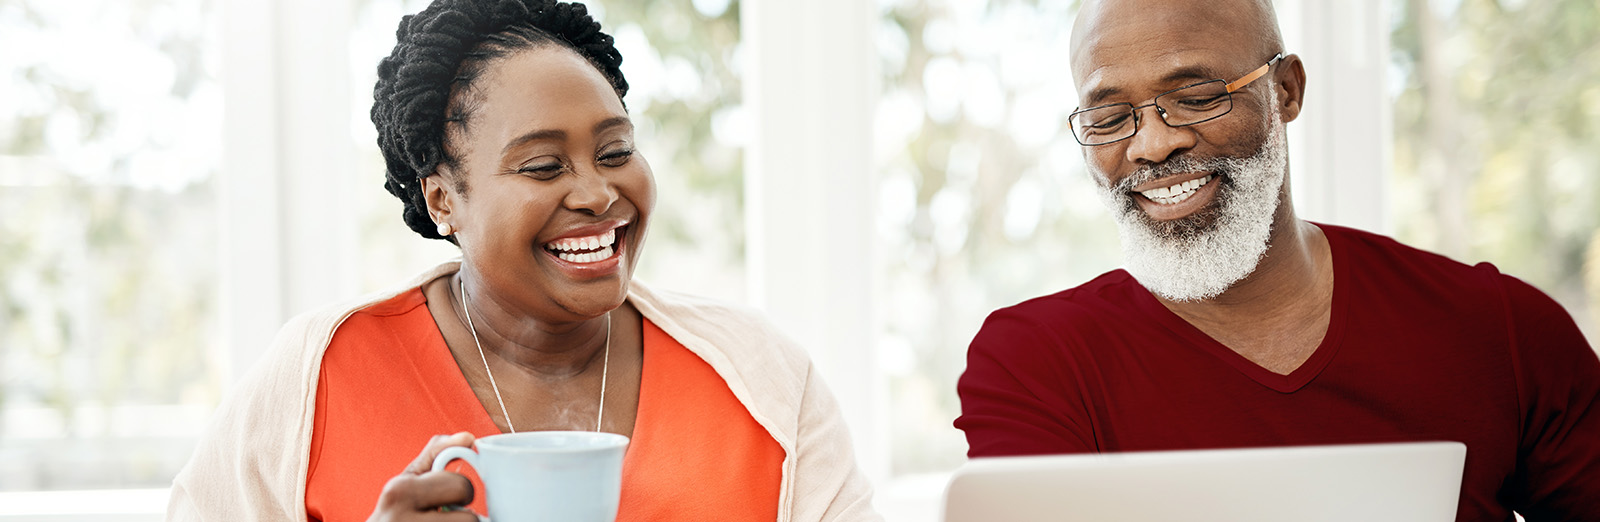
[1278,0,1391,232]
[741,0,889,481]
[220,0,361,378]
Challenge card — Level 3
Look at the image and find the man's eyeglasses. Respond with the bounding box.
[1068,53,1284,146]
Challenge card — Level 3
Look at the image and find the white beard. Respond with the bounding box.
[1092,99,1289,302]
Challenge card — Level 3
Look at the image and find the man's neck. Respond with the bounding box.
[1155,201,1336,374]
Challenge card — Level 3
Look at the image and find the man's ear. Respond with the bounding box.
[1274,53,1308,123]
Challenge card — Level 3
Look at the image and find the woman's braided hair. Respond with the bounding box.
[372,0,628,241]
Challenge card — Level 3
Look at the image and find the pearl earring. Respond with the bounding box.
[436,222,454,236]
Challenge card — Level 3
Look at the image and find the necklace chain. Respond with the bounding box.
[458,276,609,433]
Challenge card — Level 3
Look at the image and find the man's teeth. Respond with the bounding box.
[1139,175,1213,205]
[545,228,618,263]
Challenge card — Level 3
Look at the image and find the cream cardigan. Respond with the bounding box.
[167,261,880,522]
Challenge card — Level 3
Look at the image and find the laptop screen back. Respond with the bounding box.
[943,442,1466,522]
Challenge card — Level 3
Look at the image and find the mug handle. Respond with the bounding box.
[431,446,486,520]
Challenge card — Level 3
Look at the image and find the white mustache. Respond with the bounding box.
[1113,154,1240,195]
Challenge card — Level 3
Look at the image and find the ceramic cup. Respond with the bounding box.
[431,431,628,522]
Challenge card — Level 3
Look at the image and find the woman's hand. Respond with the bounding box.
[366,432,479,522]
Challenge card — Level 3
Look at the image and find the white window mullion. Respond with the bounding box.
[219,0,285,381]
[277,0,360,320]
[1279,0,1391,233]
[220,0,359,380]
[742,0,888,481]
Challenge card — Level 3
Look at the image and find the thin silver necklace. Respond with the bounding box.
[458,276,609,433]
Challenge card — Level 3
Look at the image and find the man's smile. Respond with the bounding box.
[1131,172,1222,222]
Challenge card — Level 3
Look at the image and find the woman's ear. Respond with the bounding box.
[420,172,455,232]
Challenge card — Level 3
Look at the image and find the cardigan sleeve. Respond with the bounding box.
[788,360,883,522]
[167,313,326,522]
[168,262,456,522]
[619,281,886,521]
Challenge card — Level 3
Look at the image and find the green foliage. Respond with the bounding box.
[1392,0,1600,336]
[598,0,745,277]
[0,0,221,489]
[877,0,1116,475]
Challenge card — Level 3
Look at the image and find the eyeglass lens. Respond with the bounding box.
[1070,80,1234,145]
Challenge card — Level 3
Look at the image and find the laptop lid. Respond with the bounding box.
[943,441,1466,522]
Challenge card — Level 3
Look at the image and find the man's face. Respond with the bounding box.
[1070,1,1295,301]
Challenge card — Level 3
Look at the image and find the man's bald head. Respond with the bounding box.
[1070,0,1283,89]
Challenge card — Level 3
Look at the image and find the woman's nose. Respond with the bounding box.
[562,165,619,215]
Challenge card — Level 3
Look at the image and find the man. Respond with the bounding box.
[954,0,1600,520]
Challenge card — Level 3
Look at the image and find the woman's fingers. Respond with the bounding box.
[390,509,479,522]
[404,432,477,474]
[427,513,480,522]
[377,469,476,511]
[368,507,479,522]
[367,432,481,522]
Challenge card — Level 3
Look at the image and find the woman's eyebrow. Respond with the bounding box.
[593,116,632,135]
[501,117,631,154]
[502,128,567,154]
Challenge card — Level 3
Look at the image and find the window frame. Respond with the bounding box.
[1,0,1391,517]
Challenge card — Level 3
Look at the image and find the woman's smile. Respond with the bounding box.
[540,221,629,279]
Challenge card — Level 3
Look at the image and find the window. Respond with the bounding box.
[1390,0,1599,340]
[875,0,1109,481]
[6,1,1592,520]
[0,0,221,512]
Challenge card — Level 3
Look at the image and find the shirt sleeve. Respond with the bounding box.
[956,309,1097,457]
[1498,274,1600,520]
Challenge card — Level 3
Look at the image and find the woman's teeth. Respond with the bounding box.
[1139,175,1213,205]
[544,228,617,263]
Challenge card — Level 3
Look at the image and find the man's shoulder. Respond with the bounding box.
[996,269,1142,321]
[1321,223,1504,287]
[973,269,1145,353]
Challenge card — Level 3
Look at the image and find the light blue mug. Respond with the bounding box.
[431,431,629,522]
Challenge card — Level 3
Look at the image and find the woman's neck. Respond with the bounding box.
[450,270,611,378]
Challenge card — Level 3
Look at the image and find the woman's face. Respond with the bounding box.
[426,46,654,322]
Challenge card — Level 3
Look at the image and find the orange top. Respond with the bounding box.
[305,287,784,522]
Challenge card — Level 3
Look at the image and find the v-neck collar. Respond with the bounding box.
[1134,222,1350,393]
[424,305,657,456]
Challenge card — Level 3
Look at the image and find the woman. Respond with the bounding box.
[165,1,878,520]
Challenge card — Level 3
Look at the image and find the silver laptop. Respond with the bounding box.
[943,441,1466,522]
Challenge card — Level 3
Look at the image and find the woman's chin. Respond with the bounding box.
[547,282,631,318]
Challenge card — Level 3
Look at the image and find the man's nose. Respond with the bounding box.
[1124,106,1197,165]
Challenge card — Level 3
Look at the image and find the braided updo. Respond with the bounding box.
[372,0,628,241]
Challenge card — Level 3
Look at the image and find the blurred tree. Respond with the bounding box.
[877,0,1112,475]
[0,0,221,490]
[1392,0,1600,338]
[594,0,746,294]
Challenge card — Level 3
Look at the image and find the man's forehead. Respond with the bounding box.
[1076,50,1231,106]
[1070,0,1277,91]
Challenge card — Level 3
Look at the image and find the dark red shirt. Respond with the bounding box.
[956,224,1600,522]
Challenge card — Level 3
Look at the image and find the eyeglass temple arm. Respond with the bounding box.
[1224,53,1285,93]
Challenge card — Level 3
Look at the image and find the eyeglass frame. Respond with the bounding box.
[1067,53,1286,146]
